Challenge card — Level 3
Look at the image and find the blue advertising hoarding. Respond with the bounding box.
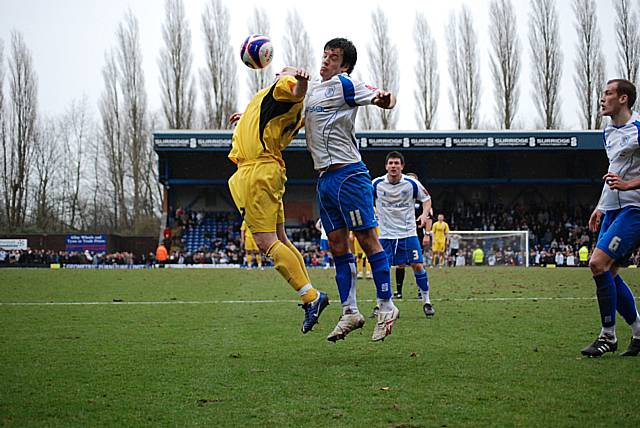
[65,235,108,253]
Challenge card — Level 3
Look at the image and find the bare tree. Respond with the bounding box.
[614,0,640,86]
[459,6,481,129]
[116,11,151,230]
[0,39,5,226]
[363,7,399,130]
[414,13,439,129]
[99,49,128,230]
[246,7,273,95]
[142,111,162,225]
[489,0,521,129]
[2,31,38,229]
[594,51,607,129]
[32,117,59,230]
[83,126,102,231]
[529,0,563,129]
[446,13,463,129]
[358,79,376,130]
[58,98,90,229]
[159,0,196,129]
[282,10,315,73]
[447,7,481,129]
[200,0,237,129]
[573,0,606,129]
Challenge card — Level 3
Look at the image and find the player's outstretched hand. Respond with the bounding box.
[588,208,602,233]
[294,68,310,81]
[229,112,242,125]
[372,91,396,109]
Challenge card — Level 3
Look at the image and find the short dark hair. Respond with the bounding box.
[608,79,637,108]
[385,151,404,165]
[324,38,357,74]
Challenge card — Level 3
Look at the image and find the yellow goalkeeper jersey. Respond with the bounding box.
[432,221,449,242]
[228,75,304,167]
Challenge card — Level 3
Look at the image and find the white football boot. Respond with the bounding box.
[371,306,400,341]
[327,312,366,342]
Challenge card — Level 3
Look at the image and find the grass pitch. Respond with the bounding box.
[1,267,639,427]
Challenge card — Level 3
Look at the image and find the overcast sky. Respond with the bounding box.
[0,0,621,130]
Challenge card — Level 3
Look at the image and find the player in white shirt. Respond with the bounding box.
[304,38,397,342]
[315,218,331,269]
[581,79,640,357]
[373,151,435,317]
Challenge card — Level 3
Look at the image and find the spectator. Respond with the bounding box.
[156,244,168,265]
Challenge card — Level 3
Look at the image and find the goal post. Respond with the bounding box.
[445,230,530,267]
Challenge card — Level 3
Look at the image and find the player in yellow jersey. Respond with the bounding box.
[228,66,329,333]
[240,220,263,269]
[431,214,449,267]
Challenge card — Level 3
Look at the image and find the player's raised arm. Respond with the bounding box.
[291,68,310,98]
[372,90,396,109]
[275,66,310,100]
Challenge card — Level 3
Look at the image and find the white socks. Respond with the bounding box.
[422,290,431,305]
[378,298,395,312]
[600,326,616,340]
[631,314,640,338]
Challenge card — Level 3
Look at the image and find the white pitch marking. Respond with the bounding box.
[0,296,610,307]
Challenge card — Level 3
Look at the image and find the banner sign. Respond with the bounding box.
[155,132,592,151]
[163,263,241,269]
[65,235,108,253]
[0,239,28,250]
[64,264,147,269]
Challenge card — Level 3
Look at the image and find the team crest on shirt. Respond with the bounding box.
[622,135,630,146]
[325,87,335,97]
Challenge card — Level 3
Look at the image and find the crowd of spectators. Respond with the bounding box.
[0,249,152,267]
[438,203,610,267]
[3,204,639,269]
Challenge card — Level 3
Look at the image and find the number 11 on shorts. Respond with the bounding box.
[349,210,363,227]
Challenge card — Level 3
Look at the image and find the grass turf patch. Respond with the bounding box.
[1,267,639,427]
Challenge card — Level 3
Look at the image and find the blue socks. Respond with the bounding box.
[334,253,356,304]
[368,251,392,300]
[614,274,638,325]
[594,271,616,328]
[415,268,429,292]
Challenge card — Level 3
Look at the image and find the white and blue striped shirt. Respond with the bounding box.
[599,112,640,211]
[373,174,430,239]
[304,73,377,170]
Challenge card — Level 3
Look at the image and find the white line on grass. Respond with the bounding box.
[0,296,604,306]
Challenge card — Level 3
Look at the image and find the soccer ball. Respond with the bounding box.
[240,35,273,69]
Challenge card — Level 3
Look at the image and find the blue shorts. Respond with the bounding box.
[317,161,377,234]
[596,206,640,262]
[320,239,330,251]
[380,236,424,266]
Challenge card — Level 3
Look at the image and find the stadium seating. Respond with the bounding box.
[177,212,241,253]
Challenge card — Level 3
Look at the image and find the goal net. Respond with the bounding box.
[441,230,530,267]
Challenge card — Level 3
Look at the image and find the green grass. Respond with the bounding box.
[1,267,639,427]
